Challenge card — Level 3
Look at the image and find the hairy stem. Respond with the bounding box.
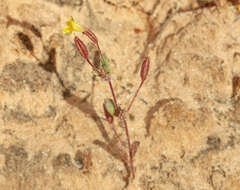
[110,123,126,148]
[95,44,119,109]
[95,41,135,178]
[108,80,118,109]
[120,113,134,178]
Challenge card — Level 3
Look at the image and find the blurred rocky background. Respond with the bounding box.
[0,0,240,189]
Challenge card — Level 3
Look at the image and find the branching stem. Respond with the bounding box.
[120,112,134,178]
[86,58,102,75]
[108,80,118,109]
[127,80,144,112]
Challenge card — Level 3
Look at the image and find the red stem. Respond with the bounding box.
[95,44,119,109]
[92,38,134,177]
[108,80,118,109]
[127,80,144,112]
[97,44,103,59]
[121,113,134,178]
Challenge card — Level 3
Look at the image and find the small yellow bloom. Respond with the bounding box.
[63,17,84,35]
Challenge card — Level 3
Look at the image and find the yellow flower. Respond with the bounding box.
[63,17,84,35]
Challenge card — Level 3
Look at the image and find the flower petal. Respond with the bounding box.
[63,26,72,35]
[66,17,74,26]
[63,17,84,35]
[72,22,84,32]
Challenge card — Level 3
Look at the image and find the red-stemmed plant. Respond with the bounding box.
[73,28,150,179]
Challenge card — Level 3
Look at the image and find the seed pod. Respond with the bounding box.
[103,99,115,124]
[83,29,98,45]
[140,57,150,82]
[74,36,88,60]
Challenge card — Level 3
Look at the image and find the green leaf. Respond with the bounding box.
[104,99,115,116]
[101,53,111,74]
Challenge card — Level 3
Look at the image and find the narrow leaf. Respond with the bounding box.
[131,141,140,158]
[101,53,111,74]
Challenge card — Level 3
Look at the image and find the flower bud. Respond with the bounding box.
[103,99,115,124]
[140,57,150,82]
[74,36,88,60]
[83,29,98,45]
